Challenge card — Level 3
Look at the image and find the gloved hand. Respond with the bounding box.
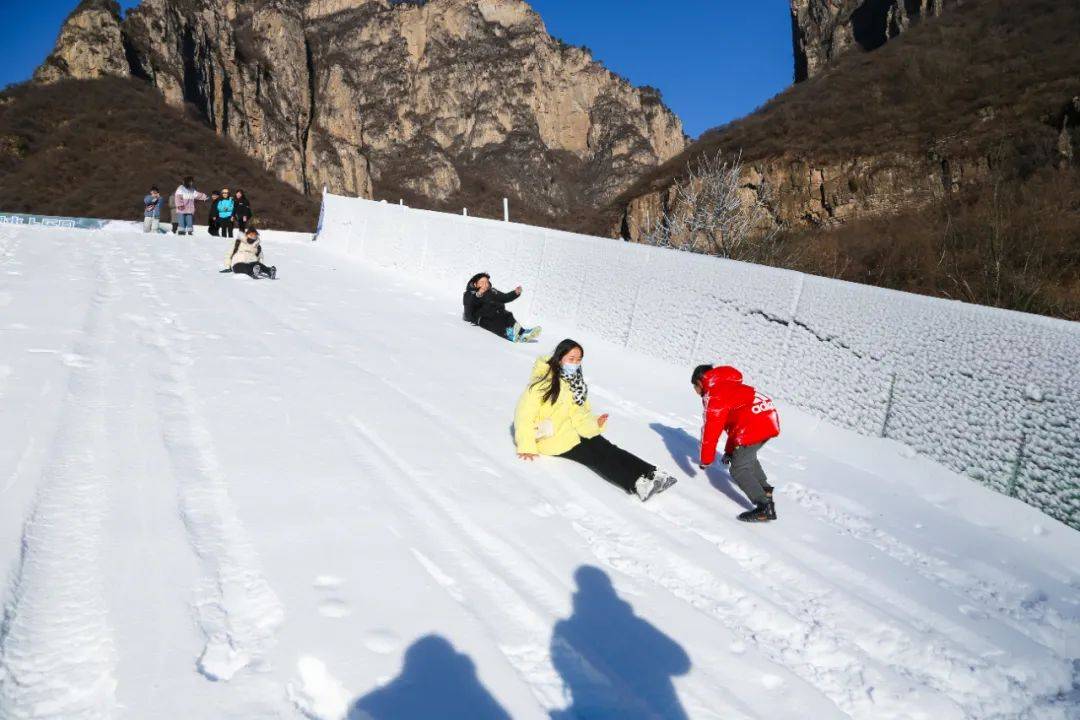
[721,453,732,466]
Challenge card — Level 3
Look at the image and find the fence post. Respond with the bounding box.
[503,198,509,222]
[1007,431,1027,498]
[463,208,468,217]
[880,370,898,438]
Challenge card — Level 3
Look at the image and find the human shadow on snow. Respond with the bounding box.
[345,569,691,719]
[549,565,691,720]
[349,635,511,720]
[649,423,755,510]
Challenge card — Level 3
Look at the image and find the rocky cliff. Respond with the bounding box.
[34,0,685,222]
[611,0,1078,320]
[791,0,947,82]
[616,0,1075,239]
[34,0,132,84]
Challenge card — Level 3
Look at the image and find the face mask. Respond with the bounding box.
[561,363,581,374]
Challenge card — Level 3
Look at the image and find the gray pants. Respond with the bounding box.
[730,442,770,504]
[143,216,160,233]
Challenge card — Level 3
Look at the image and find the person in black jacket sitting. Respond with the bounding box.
[463,272,541,343]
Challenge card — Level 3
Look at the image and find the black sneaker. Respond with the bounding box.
[252,265,264,279]
[764,499,777,521]
[269,266,277,280]
[737,503,772,523]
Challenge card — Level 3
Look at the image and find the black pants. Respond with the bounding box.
[478,310,517,338]
[219,219,234,238]
[232,261,273,278]
[559,435,654,494]
[730,442,770,504]
[171,221,178,233]
[236,216,249,233]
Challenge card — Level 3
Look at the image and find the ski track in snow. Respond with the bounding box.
[781,480,1080,655]
[228,243,1079,720]
[0,243,118,720]
[0,226,1077,719]
[361,372,1077,719]
[129,259,285,683]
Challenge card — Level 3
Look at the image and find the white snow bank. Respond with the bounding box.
[0,222,1077,718]
[315,193,1080,529]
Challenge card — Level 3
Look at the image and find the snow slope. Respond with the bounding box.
[315,194,1080,529]
[0,222,1078,719]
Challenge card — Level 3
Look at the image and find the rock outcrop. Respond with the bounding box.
[35,0,686,218]
[791,0,947,82]
[620,151,991,242]
[34,0,131,84]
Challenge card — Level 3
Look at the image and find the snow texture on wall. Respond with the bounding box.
[316,194,1080,529]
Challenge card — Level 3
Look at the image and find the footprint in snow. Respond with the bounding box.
[318,598,352,619]
[313,575,351,618]
[363,629,402,655]
[531,503,557,518]
[61,353,90,368]
[761,674,784,690]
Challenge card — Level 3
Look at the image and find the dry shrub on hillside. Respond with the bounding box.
[0,76,318,230]
[778,168,1080,320]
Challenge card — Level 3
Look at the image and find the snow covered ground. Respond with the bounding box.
[0,222,1078,720]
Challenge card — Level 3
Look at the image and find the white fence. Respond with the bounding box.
[316,193,1080,528]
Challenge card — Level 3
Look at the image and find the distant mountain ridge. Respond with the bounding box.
[610,0,1079,320]
[34,0,686,227]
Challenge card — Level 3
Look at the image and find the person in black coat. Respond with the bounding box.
[463,272,541,343]
[234,189,253,232]
[207,190,221,237]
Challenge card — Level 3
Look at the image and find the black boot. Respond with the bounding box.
[761,485,777,520]
[737,503,772,523]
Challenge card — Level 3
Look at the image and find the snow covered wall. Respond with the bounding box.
[316,193,1080,528]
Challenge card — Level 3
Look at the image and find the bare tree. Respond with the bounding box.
[641,151,780,262]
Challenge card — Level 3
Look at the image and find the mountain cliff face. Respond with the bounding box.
[33,0,685,223]
[611,0,1079,320]
[616,0,1075,240]
[791,0,948,82]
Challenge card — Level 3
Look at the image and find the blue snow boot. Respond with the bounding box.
[520,326,542,342]
[505,326,519,342]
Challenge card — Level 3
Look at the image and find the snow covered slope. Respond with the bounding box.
[315,194,1080,530]
[0,222,1078,719]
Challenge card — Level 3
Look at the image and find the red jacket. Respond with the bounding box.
[699,366,780,465]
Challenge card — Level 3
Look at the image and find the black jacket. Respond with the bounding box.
[463,283,518,332]
[235,196,252,222]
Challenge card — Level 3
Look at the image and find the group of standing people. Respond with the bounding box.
[141,176,275,280]
[141,177,253,237]
[468,274,782,522]
[207,186,252,238]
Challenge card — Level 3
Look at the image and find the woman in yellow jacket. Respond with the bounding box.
[514,339,678,502]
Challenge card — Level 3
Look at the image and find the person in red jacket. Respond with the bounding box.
[692,364,781,522]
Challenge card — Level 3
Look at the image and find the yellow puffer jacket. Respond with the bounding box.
[514,357,603,456]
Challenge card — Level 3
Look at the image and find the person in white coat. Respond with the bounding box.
[226,228,277,279]
[173,176,208,235]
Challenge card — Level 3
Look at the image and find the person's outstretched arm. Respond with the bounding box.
[225,240,240,268]
[490,286,521,304]
[699,402,729,466]
[569,398,602,439]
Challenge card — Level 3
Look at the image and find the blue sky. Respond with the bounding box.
[1,1,794,138]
